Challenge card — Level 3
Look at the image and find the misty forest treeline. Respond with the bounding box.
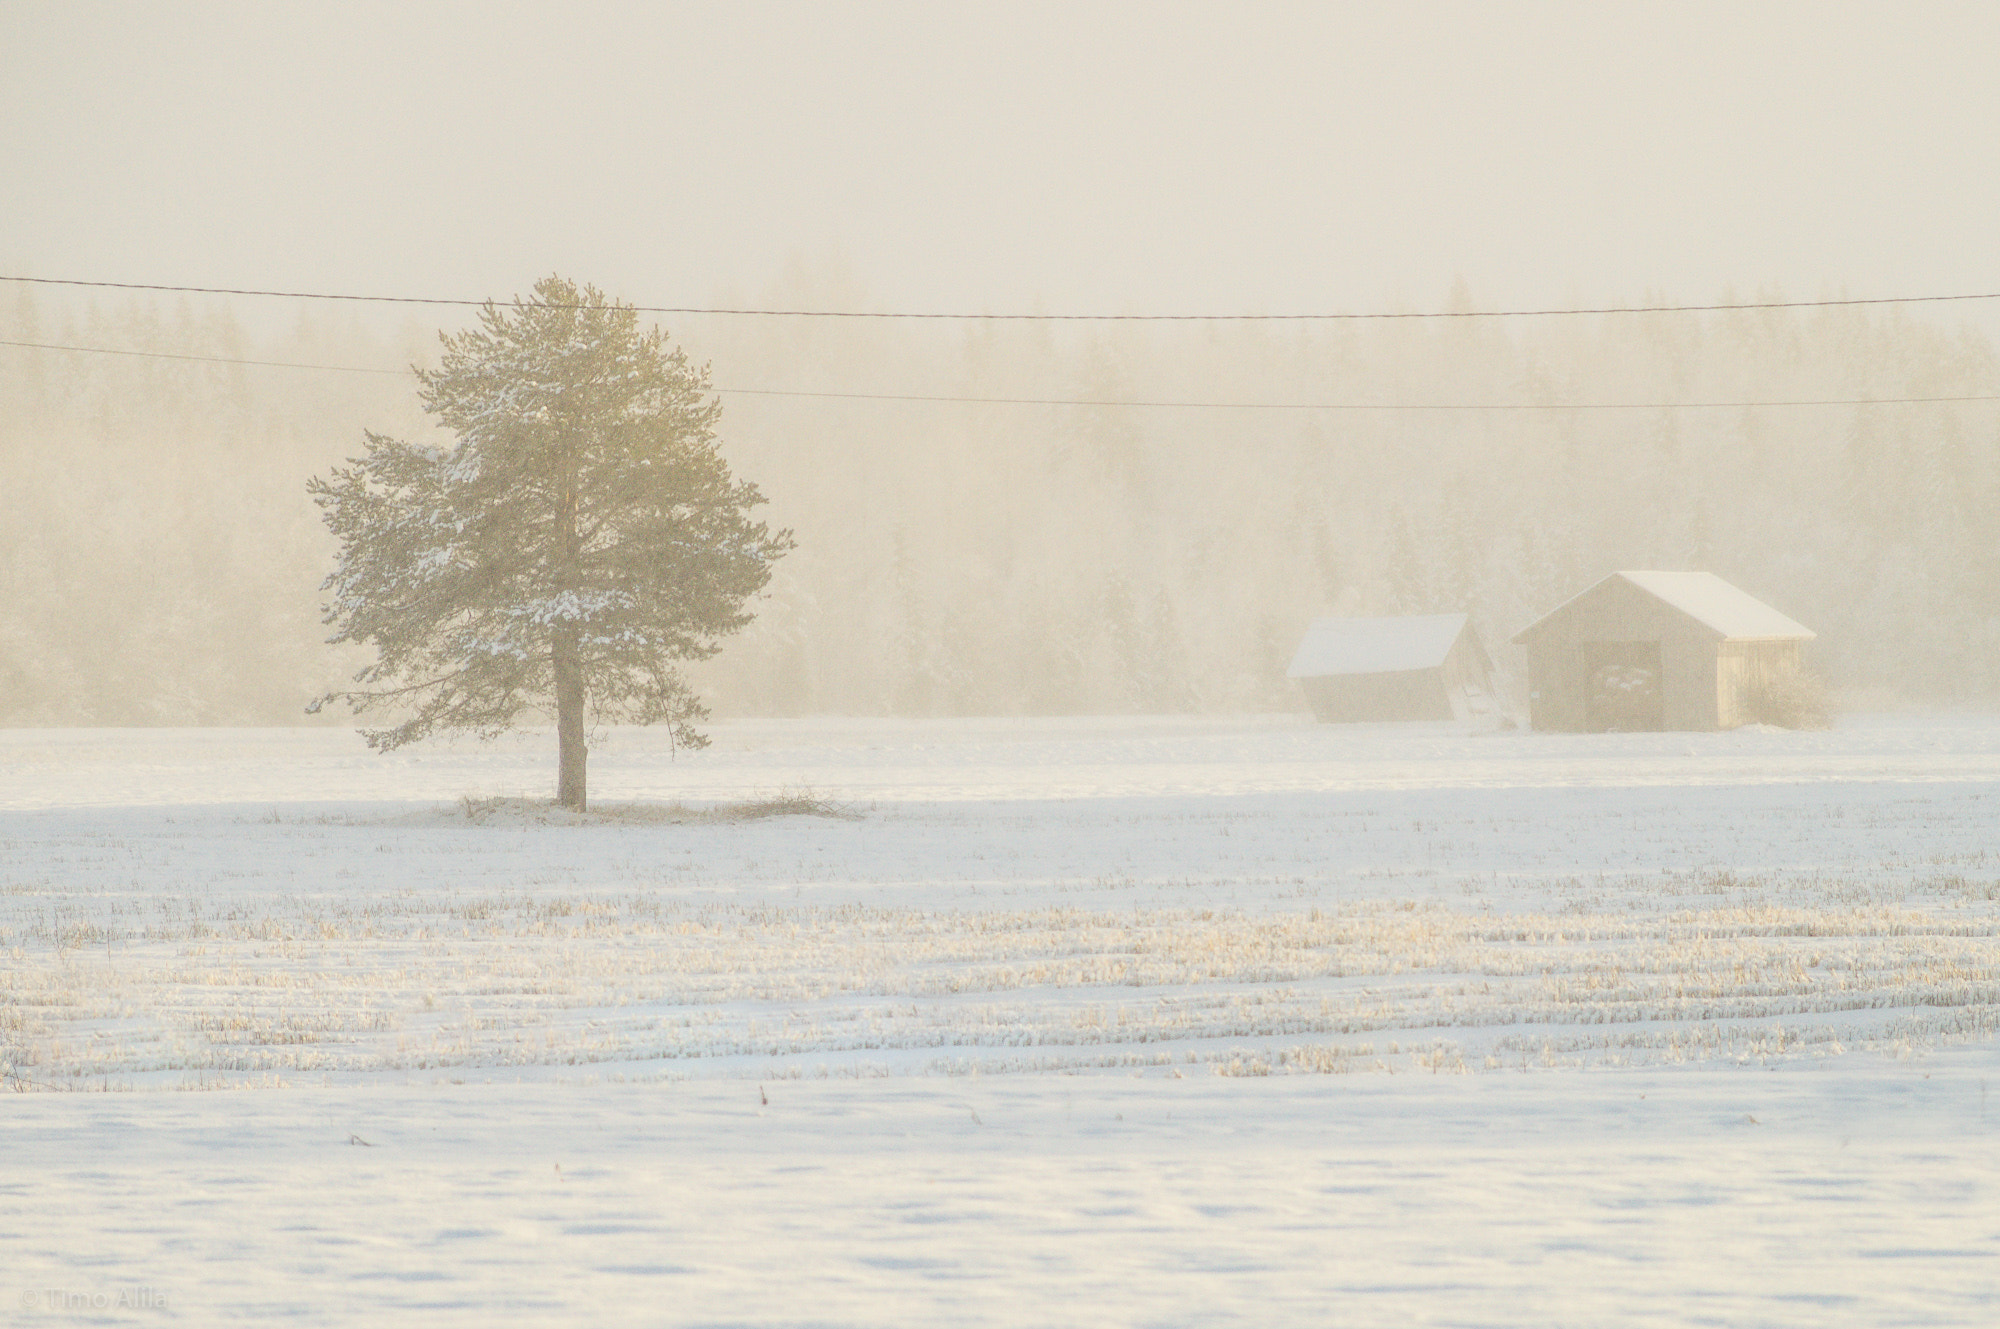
[3,277,1998,726]
[0,294,429,723]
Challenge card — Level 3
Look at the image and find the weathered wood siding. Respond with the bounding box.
[1716,639,1805,728]
[1300,669,1454,722]
[1519,576,1723,732]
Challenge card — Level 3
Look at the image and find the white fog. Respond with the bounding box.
[6,5,2000,1326]
[6,5,2000,725]
[3,278,1998,724]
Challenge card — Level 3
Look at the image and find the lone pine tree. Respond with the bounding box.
[309,276,792,810]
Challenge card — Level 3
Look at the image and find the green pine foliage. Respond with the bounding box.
[308,277,792,783]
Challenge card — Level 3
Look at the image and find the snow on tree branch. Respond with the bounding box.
[308,275,794,807]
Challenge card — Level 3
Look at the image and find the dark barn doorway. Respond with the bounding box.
[1585,641,1663,731]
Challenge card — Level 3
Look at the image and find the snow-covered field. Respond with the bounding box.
[4,715,1998,1324]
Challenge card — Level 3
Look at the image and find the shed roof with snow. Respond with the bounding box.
[1287,614,1495,724]
[1287,613,1480,679]
[1513,571,1814,645]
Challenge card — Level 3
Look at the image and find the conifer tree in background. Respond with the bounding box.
[309,277,793,810]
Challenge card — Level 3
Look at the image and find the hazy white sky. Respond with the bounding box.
[5,1,2000,321]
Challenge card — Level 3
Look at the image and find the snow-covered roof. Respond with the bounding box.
[1287,614,1472,678]
[1513,571,1814,643]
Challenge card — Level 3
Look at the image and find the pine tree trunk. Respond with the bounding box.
[555,630,586,811]
[554,452,587,811]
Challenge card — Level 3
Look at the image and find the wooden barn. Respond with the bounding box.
[1511,571,1814,732]
[1286,613,1496,723]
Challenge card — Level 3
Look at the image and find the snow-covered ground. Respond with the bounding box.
[4,715,1998,1324]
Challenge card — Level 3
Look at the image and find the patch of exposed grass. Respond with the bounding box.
[708,790,858,822]
[447,788,859,827]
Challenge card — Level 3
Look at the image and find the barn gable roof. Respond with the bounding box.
[1287,613,1475,678]
[1511,571,1814,644]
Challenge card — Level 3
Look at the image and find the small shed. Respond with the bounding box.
[1286,613,1495,723]
[1511,571,1814,732]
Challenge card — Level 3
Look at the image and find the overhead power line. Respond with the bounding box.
[723,386,2000,411]
[6,273,2000,321]
[5,335,1997,412]
[0,337,410,376]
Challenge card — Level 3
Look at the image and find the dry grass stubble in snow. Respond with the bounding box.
[4,718,2000,1326]
[4,717,1998,1087]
